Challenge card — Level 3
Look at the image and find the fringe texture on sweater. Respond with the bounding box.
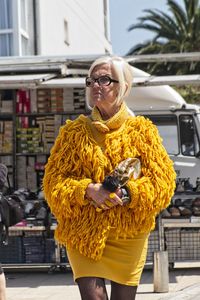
[43,114,176,260]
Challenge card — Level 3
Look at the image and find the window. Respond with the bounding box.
[0,0,13,56]
[64,19,69,45]
[0,0,13,29]
[145,115,179,155]
[0,34,13,56]
[179,115,199,156]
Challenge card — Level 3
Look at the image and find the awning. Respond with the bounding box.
[41,77,85,88]
[133,74,200,87]
[0,73,57,89]
[1,72,200,91]
[42,74,200,89]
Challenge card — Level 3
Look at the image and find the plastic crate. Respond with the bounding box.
[0,237,24,263]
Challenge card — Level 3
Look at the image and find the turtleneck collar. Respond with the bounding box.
[90,102,130,133]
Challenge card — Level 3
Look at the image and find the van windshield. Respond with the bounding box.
[144,115,179,155]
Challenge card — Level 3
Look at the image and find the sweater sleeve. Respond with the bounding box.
[126,117,176,216]
[42,120,92,221]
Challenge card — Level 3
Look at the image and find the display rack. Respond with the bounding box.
[1,86,199,269]
[0,86,87,269]
[0,87,88,190]
[3,193,200,269]
[162,190,200,266]
[0,225,70,271]
[0,224,160,270]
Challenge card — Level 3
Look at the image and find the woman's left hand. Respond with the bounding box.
[86,183,123,210]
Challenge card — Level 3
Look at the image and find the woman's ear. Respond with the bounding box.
[125,82,128,93]
[124,83,129,96]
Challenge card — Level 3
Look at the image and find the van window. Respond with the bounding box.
[144,115,179,155]
[179,115,199,156]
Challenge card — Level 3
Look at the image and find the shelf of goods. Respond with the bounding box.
[0,86,87,270]
[0,192,70,270]
[0,87,88,190]
[161,191,200,264]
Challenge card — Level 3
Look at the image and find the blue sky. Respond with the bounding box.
[109,0,182,56]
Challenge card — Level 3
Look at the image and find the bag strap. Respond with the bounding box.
[7,174,11,190]
[3,226,9,245]
[0,223,3,242]
[0,223,8,246]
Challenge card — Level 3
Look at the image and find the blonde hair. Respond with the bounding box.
[86,56,133,109]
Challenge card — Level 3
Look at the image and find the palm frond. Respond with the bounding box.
[127,0,200,77]
[168,0,187,33]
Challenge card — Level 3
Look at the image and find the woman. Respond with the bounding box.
[43,56,176,300]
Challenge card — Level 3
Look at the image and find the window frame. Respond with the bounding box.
[179,114,200,157]
[64,19,70,46]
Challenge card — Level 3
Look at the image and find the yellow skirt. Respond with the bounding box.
[67,230,149,286]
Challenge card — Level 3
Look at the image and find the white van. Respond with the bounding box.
[125,67,200,187]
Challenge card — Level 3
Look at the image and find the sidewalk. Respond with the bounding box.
[4,263,200,300]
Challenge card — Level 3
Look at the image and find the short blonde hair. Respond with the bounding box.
[86,56,133,109]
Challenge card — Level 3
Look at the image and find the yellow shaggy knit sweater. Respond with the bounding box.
[43,104,176,261]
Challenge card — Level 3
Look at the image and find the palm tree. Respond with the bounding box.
[127,0,200,75]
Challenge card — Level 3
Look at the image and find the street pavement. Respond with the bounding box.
[4,262,200,300]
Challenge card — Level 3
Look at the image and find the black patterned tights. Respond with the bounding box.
[76,277,137,300]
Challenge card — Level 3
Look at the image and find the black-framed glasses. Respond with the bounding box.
[85,75,119,87]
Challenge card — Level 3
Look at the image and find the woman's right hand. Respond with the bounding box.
[86,183,123,210]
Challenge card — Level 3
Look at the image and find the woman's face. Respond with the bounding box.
[89,63,120,113]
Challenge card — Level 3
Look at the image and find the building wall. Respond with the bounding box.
[0,0,112,57]
[36,0,112,55]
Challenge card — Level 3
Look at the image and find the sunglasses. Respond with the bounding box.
[85,75,119,87]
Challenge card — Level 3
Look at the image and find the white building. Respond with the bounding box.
[0,0,112,56]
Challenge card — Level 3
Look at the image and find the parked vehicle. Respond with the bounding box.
[126,67,200,187]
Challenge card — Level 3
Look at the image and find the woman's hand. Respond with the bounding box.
[86,183,123,210]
